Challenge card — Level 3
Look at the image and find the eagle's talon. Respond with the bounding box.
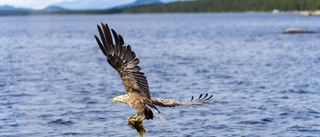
[128,114,139,120]
[137,117,145,123]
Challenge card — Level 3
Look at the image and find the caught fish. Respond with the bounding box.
[128,115,146,137]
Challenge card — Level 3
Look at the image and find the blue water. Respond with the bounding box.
[1,13,320,137]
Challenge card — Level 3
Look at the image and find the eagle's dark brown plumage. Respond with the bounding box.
[94,23,212,121]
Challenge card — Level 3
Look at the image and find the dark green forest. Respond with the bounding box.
[121,0,320,13]
[1,0,320,15]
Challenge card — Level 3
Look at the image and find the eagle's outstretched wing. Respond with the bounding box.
[94,23,150,99]
[151,93,213,107]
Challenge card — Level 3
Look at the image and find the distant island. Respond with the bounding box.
[1,0,320,15]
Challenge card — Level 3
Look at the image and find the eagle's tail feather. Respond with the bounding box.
[146,104,167,123]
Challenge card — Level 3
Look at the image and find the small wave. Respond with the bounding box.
[238,118,273,125]
[287,125,320,133]
[61,132,81,136]
[48,119,74,125]
[280,89,312,94]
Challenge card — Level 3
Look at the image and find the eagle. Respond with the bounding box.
[94,23,212,122]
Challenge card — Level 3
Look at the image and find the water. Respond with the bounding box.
[1,13,320,137]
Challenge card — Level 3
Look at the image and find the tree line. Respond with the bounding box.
[121,0,320,13]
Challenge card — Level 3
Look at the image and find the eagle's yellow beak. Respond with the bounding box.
[112,96,118,102]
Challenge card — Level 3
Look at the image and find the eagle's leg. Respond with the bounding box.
[128,114,145,123]
[128,114,139,120]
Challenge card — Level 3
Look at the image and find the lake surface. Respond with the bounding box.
[1,13,320,137]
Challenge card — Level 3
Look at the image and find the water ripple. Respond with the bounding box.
[1,13,320,137]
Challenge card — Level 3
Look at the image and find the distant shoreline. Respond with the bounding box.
[2,8,320,17]
[1,11,319,17]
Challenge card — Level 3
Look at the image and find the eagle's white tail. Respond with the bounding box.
[146,104,167,123]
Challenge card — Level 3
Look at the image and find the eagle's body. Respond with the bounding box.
[114,94,156,119]
[94,23,212,121]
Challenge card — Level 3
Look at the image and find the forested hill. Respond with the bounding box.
[120,0,320,13]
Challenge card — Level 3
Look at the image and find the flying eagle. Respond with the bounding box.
[94,23,212,122]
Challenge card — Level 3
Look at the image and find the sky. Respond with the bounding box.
[0,0,133,9]
[0,0,66,9]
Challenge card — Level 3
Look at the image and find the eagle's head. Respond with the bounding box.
[112,96,119,102]
[112,95,127,103]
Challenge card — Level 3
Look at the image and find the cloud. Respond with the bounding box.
[0,0,176,10]
[52,0,134,10]
[0,0,73,9]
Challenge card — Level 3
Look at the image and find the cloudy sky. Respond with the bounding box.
[0,0,65,9]
[0,0,133,9]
